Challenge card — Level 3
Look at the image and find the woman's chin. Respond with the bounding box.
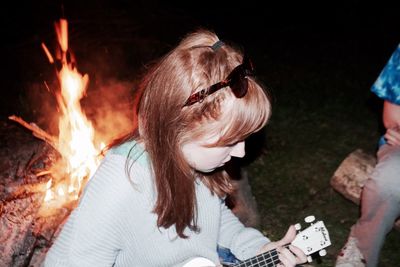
[197,165,225,174]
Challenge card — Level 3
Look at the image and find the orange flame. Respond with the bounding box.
[41,19,103,208]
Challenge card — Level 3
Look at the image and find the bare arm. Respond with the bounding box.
[383,100,400,146]
[383,100,400,129]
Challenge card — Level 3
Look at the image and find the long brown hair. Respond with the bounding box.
[111,29,271,238]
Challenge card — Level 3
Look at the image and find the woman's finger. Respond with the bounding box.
[277,247,296,267]
[288,244,308,263]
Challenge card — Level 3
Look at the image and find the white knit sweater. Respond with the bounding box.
[43,141,269,267]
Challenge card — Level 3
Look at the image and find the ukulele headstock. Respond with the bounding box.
[291,216,331,262]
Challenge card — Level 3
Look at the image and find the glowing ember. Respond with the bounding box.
[44,180,54,202]
[41,19,103,208]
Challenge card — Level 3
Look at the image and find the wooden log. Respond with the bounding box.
[0,121,73,267]
[330,149,376,205]
[0,193,42,267]
[330,149,400,231]
[8,115,58,152]
[0,191,73,267]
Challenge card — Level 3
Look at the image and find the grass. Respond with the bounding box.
[242,33,400,266]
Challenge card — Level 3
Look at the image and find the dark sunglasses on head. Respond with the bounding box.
[183,55,254,107]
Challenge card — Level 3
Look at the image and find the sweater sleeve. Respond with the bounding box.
[217,200,270,261]
[43,155,132,267]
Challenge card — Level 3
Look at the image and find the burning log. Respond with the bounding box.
[0,121,75,267]
[330,149,400,231]
[8,115,59,152]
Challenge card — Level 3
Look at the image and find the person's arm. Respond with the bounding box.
[383,100,400,129]
[383,100,400,146]
[217,200,269,261]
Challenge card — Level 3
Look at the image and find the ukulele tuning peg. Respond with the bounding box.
[304,215,315,223]
[307,256,313,263]
[319,249,327,257]
[294,223,301,231]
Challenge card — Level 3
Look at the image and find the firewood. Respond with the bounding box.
[0,121,72,267]
[0,193,43,267]
[330,149,400,231]
[8,115,59,152]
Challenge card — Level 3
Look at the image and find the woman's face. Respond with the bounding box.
[182,134,245,173]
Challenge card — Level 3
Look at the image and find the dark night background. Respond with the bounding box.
[1,0,400,265]
[1,0,398,120]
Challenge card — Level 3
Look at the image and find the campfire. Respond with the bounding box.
[1,18,108,266]
[10,18,104,213]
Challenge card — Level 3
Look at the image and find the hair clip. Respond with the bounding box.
[211,40,224,51]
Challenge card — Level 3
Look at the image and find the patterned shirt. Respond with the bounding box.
[371,44,400,146]
[371,43,400,104]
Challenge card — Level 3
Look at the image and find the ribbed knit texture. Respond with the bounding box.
[43,141,269,267]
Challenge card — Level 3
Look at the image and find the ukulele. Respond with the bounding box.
[184,216,331,267]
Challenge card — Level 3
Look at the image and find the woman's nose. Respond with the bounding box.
[230,141,245,158]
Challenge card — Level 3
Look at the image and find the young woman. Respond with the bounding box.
[43,29,307,267]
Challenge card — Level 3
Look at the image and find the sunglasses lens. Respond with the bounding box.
[228,56,254,98]
[230,70,248,98]
[183,55,254,106]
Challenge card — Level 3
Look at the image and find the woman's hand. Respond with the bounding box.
[385,126,400,146]
[258,225,307,267]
